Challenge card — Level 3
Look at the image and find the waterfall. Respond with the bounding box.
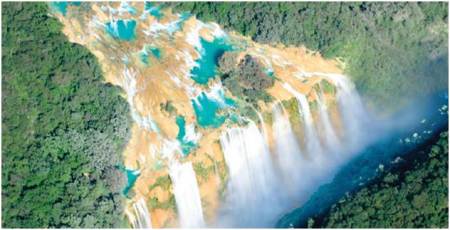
[292,72,369,150]
[55,3,383,228]
[125,198,152,229]
[256,110,269,143]
[218,122,282,227]
[132,198,153,229]
[271,104,306,197]
[168,161,205,228]
[325,75,369,149]
[282,83,326,165]
[315,89,341,152]
[217,79,370,227]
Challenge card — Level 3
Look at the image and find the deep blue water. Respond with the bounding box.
[276,91,448,228]
[190,37,233,85]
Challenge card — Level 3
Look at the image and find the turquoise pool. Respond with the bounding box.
[105,19,137,41]
[190,37,233,85]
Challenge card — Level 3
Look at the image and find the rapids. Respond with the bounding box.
[48,2,442,228]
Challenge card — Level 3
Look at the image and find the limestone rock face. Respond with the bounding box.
[52,2,369,228]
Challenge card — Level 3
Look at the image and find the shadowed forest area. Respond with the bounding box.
[313,131,448,228]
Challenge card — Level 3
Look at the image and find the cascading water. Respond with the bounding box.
[218,122,282,227]
[132,198,153,229]
[315,89,341,152]
[282,83,327,166]
[271,104,306,198]
[52,3,379,227]
[168,161,205,228]
[217,77,371,227]
[255,109,269,143]
[324,74,370,149]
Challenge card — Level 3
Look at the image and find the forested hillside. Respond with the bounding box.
[315,131,448,228]
[2,3,130,227]
[171,2,448,113]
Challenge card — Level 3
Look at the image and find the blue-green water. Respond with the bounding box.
[229,113,241,124]
[123,169,140,198]
[218,90,236,107]
[150,47,161,59]
[176,115,187,140]
[165,12,191,35]
[265,69,275,78]
[191,37,233,85]
[139,52,150,65]
[176,115,196,155]
[122,3,137,15]
[116,165,140,198]
[49,2,81,16]
[145,2,164,20]
[192,92,227,128]
[139,46,161,65]
[178,12,191,21]
[105,19,137,41]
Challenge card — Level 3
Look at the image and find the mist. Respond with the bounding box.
[213,83,447,228]
[276,90,448,228]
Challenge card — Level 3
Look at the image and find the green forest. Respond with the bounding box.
[1,2,448,228]
[171,2,448,113]
[314,131,448,228]
[170,2,449,228]
[2,2,131,227]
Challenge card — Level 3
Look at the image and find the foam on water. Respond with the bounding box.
[105,19,137,41]
[122,68,159,132]
[315,89,341,152]
[218,122,282,227]
[272,104,306,197]
[192,92,227,128]
[190,37,233,84]
[175,116,198,154]
[52,3,378,227]
[131,198,153,228]
[283,83,325,163]
[123,168,140,197]
[169,161,205,228]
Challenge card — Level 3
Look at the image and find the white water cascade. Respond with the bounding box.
[216,75,370,227]
[218,122,282,227]
[315,89,341,152]
[311,73,370,149]
[334,77,370,148]
[271,104,306,198]
[130,198,153,229]
[282,83,327,167]
[168,161,205,228]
